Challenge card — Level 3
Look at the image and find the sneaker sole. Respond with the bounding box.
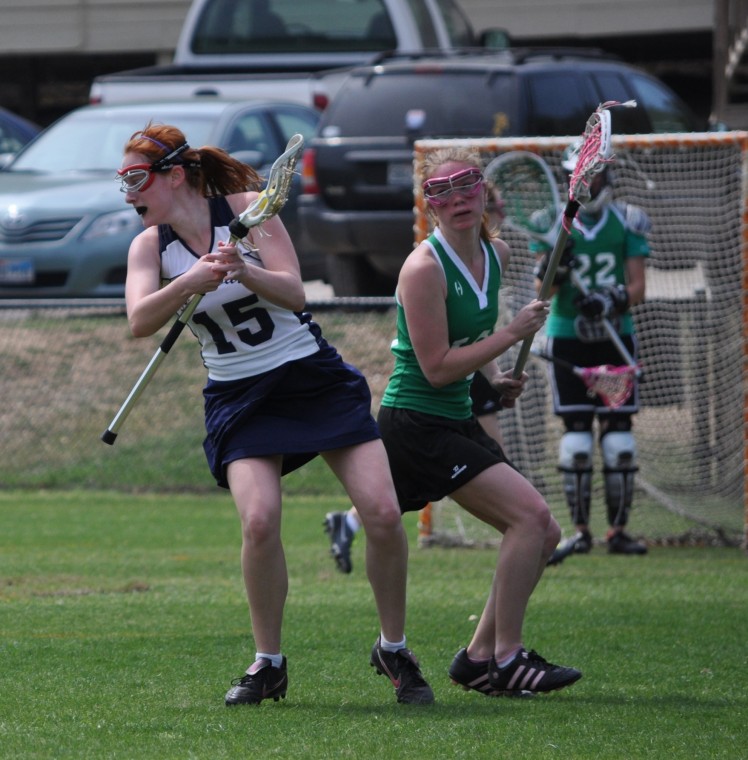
[488,671,582,694]
[224,665,288,706]
[448,656,535,699]
[450,677,535,699]
[225,687,287,706]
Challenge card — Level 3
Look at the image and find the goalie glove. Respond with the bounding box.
[602,283,630,314]
[533,239,575,286]
[574,284,629,320]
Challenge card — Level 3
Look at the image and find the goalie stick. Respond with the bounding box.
[484,149,560,247]
[101,133,305,445]
[531,348,637,409]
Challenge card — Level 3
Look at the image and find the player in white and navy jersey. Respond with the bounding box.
[118,122,433,707]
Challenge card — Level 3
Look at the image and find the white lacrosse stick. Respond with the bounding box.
[511,101,636,378]
[101,133,305,445]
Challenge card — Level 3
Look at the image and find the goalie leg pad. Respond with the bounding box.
[601,431,638,527]
[559,431,593,526]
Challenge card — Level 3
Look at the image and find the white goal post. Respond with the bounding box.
[412,132,748,550]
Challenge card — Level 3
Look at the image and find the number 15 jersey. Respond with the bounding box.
[158,196,320,381]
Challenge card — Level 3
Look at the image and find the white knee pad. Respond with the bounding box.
[559,431,594,471]
[601,431,637,471]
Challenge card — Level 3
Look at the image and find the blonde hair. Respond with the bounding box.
[124,122,263,197]
[422,147,498,241]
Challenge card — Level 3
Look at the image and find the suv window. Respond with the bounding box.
[192,0,396,55]
[589,70,650,133]
[629,72,696,132]
[323,70,518,137]
[525,72,596,136]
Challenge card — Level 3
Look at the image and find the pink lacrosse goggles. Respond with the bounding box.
[422,167,484,206]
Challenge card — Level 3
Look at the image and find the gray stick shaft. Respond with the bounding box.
[512,200,578,378]
[100,294,203,445]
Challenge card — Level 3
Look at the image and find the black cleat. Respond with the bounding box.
[448,648,533,698]
[370,637,434,705]
[547,530,593,566]
[323,511,355,574]
[225,657,288,706]
[607,530,647,555]
[488,649,581,693]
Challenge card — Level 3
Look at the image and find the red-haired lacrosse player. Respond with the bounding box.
[119,122,433,707]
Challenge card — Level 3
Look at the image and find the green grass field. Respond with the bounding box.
[1,489,746,759]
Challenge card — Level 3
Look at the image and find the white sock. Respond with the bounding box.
[346,510,361,533]
[379,634,406,653]
[255,652,283,669]
[496,646,523,669]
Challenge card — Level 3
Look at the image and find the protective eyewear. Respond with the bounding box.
[423,167,484,206]
[116,164,155,193]
[116,143,195,193]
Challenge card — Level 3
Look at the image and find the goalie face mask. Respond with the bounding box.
[582,169,613,214]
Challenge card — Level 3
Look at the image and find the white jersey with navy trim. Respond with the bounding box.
[158,196,321,381]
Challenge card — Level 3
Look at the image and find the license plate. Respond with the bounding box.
[387,162,413,187]
[0,258,34,284]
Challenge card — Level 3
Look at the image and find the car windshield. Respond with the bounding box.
[10,111,218,173]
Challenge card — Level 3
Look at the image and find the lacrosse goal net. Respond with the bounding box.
[412,132,748,549]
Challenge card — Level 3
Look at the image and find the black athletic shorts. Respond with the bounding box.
[470,372,503,416]
[377,405,514,513]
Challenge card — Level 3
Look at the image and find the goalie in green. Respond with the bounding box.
[536,141,650,564]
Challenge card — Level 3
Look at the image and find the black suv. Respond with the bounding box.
[299,50,704,295]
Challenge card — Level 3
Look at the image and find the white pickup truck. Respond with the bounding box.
[89,0,505,109]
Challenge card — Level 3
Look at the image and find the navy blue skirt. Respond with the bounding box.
[202,341,380,488]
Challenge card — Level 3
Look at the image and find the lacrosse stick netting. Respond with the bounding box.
[578,364,637,409]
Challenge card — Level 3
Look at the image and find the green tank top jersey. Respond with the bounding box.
[530,204,649,338]
[381,228,502,420]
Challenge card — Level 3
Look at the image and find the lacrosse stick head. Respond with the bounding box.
[232,133,304,236]
[565,100,636,205]
[579,363,639,409]
[485,151,560,244]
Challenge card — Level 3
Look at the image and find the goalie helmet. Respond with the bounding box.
[561,140,613,214]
